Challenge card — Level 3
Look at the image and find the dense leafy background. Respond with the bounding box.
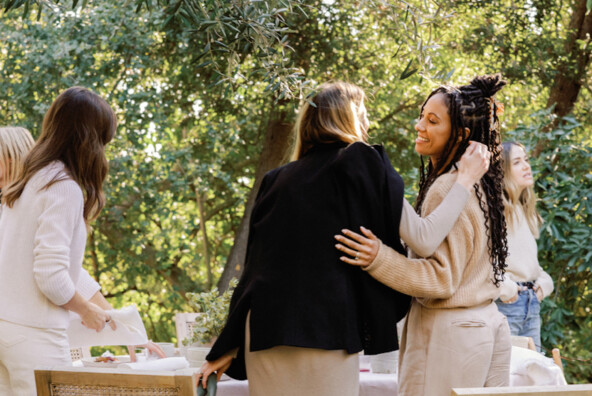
[1,0,591,383]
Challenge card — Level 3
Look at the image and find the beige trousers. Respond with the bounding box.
[244,312,359,396]
[398,300,511,396]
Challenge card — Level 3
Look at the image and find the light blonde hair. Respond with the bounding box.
[501,141,542,237]
[0,127,35,194]
[292,81,367,160]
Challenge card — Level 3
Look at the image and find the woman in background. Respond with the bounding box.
[496,141,553,352]
[0,127,35,209]
[0,87,117,395]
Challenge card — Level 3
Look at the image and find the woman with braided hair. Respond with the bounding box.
[335,74,511,395]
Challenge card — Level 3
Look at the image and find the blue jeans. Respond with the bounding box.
[495,289,541,352]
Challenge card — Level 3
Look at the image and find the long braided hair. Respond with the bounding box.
[415,74,508,286]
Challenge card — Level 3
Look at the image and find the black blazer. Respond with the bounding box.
[207,141,410,379]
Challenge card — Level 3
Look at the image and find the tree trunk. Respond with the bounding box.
[217,110,294,291]
[196,189,213,290]
[535,0,592,156]
[545,0,592,117]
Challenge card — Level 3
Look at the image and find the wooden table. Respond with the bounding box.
[216,372,398,396]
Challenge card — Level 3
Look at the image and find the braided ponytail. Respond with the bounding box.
[416,74,508,286]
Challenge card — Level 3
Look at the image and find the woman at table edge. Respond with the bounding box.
[198,81,490,394]
[0,126,165,362]
[0,89,163,396]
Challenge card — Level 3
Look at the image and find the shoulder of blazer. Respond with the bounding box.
[334,142,384,171]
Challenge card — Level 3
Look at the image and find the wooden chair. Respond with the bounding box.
[35,366,198,396]
[552,348,564,373]
[510,336,537,352]
[174,312,200,347]
[451,384,592,395]
[69,347,91,362]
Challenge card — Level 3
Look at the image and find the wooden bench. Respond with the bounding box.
[451,384,592,395]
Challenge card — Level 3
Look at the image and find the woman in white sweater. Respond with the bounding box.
[0,87,117,395]
[496,141,553,352]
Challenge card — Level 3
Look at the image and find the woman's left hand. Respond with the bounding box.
[334,226,381,268]
[535,287,544,302]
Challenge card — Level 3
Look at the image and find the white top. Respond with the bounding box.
[499,206,554,300]
[0,161,100,329]
[400,182,469,257]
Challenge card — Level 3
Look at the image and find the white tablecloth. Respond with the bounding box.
[217,372,398,396]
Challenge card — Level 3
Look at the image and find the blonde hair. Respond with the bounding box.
[501,141,542,237]
[292,81,367,160]
[0,127,35,194]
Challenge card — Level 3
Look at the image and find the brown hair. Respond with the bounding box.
[501,141,542,237]
[292,81,367,160]
[0,127,35,192]
[3,87,116,221]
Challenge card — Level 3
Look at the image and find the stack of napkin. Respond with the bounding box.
[67,305,148,347]
[119,357,189,371]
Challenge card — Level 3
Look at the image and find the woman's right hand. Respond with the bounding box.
[501,293,519,304]
[456,141,491,191]
[61,292,114,332]
[501,284,520,304]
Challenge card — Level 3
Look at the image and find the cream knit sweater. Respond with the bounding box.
[498,206,554,301]
[365,172,500,309]
[0,161,100,329]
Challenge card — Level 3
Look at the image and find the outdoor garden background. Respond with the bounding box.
[1,0,591,384]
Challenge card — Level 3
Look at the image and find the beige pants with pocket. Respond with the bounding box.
[244,311,360,396]
[398,300,511,396]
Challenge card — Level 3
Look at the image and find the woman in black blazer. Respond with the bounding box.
[198,82,489,396]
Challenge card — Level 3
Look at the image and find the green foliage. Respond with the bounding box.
[2,0,592,383]
[184,278,239,345]
[506,110,592,383]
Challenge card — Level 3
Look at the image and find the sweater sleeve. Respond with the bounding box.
[399,182,469,257]
[33,180,84,306]
[77,269,101,300]
[499,275,520,301]
[536,268,554,298]
[364,178,474,298]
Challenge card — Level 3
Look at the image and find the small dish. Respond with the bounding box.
[81,356,131,368]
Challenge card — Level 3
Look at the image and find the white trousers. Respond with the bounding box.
[0,319,71,396]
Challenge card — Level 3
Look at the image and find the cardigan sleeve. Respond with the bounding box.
[33,179,84,306]
[399,182,469,257]
[364,176,474,298]
[499,274,520,301]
